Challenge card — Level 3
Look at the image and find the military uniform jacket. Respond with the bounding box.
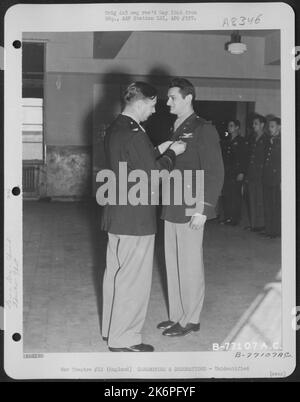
[263,135,281,186]
[101,114,175,236]
[161,113,224,223]
[222,134,248,179]
[246,133,268,183]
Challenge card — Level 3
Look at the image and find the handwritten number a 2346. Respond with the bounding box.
[223,14,263,28]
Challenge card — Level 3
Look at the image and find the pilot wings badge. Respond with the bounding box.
[180,132,194,139]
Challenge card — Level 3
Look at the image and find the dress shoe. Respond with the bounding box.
[157,320,175,330]
[224,219,233,225]
[162,322,200,337]
[108,343,154,352]
[266,234,279,239]
[220,219,231,225]
[251,226,265,232]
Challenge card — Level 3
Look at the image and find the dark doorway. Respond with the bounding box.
[194,100,237,140]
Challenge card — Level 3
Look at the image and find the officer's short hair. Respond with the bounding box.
[252,113,266,125]
[123,82,157,104]
[228,119,240,128]
[269,117,281,125]
[169,78,196,101]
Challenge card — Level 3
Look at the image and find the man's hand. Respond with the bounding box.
[189,214,207,230]
[157,141,173,154]
[170,140,187,156]
[236,173,244,182]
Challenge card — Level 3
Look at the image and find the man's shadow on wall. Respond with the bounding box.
[83,67,175,334]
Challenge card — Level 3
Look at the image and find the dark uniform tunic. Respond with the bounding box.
[101,114,176,235]
[263,134,281,236]
[161,113,224,222]
[221,134,248,224]
[245,132,268,229]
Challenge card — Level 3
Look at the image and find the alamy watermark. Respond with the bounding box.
[95,162,206,217]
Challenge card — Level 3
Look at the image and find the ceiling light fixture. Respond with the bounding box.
[226,31,247,55]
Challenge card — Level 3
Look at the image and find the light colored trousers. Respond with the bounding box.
[164,220,205,327]
[102,233,155,348]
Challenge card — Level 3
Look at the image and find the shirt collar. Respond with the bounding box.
[175,111,194,125]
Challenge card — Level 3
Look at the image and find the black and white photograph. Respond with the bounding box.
[3,2,296,379]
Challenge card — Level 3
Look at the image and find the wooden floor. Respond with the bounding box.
[23,200,281,353]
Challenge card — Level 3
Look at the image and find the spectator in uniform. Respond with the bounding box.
[220,119,247,226]
[244,114,267,232]
[262,117,281,238]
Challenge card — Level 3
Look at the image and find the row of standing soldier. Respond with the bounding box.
[220,114,281,239]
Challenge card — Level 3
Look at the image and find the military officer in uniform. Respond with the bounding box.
[262,117,281,238]
[244,114,267,232]
[157,78,224,337]
[101,82,186,352]
[221,119,248,225]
